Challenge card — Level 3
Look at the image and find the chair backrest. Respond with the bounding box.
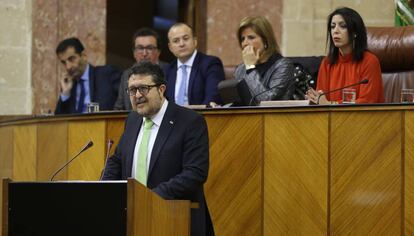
[224,65,236,80]
[367,26,414,102]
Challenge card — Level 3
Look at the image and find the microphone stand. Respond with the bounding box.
[99,139,114,180]
[50,141,94,181]
[316,79,368,104]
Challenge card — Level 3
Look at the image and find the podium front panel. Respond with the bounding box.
[8,181,126,235]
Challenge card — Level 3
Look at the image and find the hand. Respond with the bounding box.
[242,45,260,66]
[306,88,330,105]
[60,75,74,97]
[209,102,221,108]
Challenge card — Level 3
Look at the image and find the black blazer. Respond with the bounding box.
[55,64,121,114]
[165,52,225,105]
[102,102,214,236]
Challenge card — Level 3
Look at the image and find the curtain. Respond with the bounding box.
[395,0,414,26]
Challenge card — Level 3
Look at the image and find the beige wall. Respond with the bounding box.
[32,0,106,115]
[0,1,106,115]
[206,0,284,66]
[282,0,395,56]
[0,0,32,115]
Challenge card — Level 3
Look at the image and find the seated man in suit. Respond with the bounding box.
[114,28,169,110]
[102,61,214,236]
[165,23,225,106]
[55,37,121,114]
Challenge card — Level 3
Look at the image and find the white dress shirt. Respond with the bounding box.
[174,50,198,105]
[131,99,168,179]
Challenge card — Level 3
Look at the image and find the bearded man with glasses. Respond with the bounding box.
[102,61,215,236]
[114,28,169,110]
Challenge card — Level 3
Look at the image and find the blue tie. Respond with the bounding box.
[77,79,85,113]
[176,65,188,105]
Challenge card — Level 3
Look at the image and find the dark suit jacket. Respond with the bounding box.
[114,61,169,110]
[102,102,214,236]
[55,64,122,114]
[165,52,225,105]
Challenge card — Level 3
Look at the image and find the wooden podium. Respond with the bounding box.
[2,178,191,236]
[127,179,192,235]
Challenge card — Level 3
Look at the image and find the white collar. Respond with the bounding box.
[145,99,168,127]
[177,50,197,69]
[80,64,90,81]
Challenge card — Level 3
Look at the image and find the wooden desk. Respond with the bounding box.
[1,105,413,235]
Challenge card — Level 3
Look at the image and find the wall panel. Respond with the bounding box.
[205,114,263,235]
[330,111,401,235]
[264,112,329,235]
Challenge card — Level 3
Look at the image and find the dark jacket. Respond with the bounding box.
[234,54,295,103]
[55,64,121,114]
[165,52,225,105]
[102,102,214,235]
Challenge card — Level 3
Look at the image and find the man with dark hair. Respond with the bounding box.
[114,28,169,110]
[166,22,225,106]
[103,61,214,236]
[55,37,121,114]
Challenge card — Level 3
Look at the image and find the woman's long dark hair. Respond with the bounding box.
[326,7,367,64]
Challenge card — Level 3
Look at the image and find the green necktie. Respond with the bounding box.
[136,118,153,186]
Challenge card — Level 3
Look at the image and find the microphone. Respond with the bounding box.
[99,139,114,180]
[249,84,281,106]
[316,79,368,104]
[50,141,94,181]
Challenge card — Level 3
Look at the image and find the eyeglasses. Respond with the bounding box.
[126,84,160,96]
[133,45,158,53]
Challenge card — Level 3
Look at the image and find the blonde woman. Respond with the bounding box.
[234,16,295,104]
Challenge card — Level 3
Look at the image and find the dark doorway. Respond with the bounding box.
[106,0,201,70]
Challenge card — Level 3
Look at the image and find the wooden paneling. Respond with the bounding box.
[68,121,106,180]
[106,118,125,156]
[205,114,263,236]
[331,111,401,235]
[405,110,414,235]
[0,127,13,234]
[37,122,68,181]
[128,179,191,235]
[1,107,413,235]
[0,127,13,179]
[264,112,328,235]
[13,125,37,181]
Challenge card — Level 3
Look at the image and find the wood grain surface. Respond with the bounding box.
[405,110,414,235]
[331,111,401,235]
[13,125,37,181]
[264,112,329,235]
[0,106,412,235]
[205,114,263,235]
[67,121,106,180]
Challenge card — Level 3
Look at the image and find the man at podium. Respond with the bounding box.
[102,61,214,235]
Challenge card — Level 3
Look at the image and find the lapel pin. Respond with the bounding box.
[169,120,174,125]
